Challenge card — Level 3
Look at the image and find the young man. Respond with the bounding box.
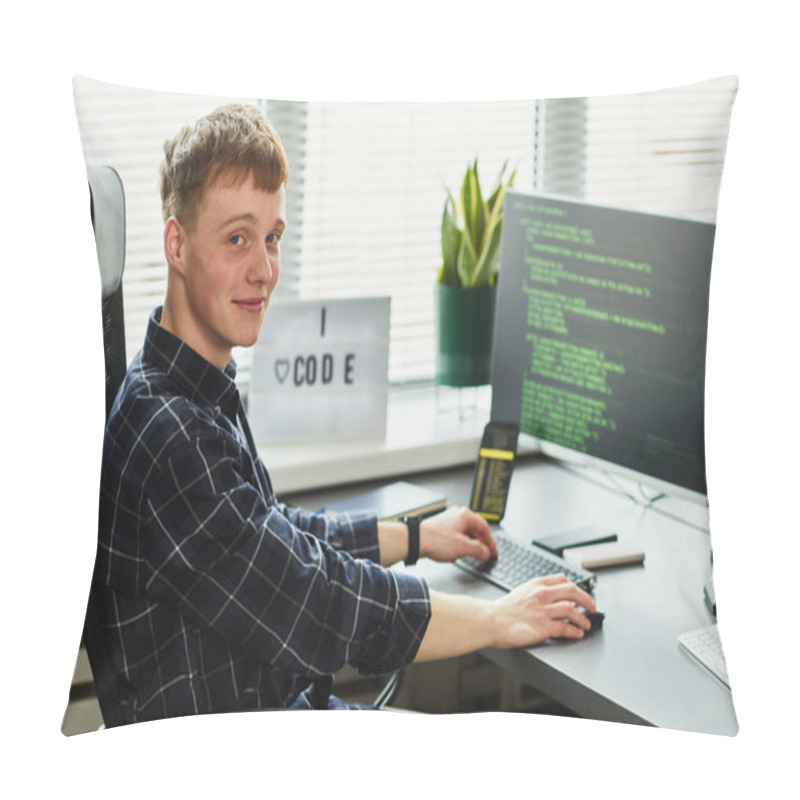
[93,104,596,724]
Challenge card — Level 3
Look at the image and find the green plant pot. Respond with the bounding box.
[436,283,497,387]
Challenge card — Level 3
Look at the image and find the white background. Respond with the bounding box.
[2,1,796,796]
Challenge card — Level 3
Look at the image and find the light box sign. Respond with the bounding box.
[248,297,390,442]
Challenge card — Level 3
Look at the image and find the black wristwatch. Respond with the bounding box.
[399,515,421,566]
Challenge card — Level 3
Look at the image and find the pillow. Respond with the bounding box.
[66,74,738,739]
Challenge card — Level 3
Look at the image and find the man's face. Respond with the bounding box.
[166,171,286,368]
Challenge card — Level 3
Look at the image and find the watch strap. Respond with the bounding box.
[400,515,420,566]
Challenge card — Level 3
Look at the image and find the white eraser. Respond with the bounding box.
[563,541,645,569]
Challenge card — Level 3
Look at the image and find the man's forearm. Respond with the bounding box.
[413,590,497,662]
[377,520,409,566]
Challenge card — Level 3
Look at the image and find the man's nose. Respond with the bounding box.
[249,245,275,284]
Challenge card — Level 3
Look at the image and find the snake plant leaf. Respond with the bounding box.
[460,165,474,246]
[457,225,478,287]
[487,162,515,213]
[471,215,504,287]
[440,193,462,286]
[472,162,487,255]
[461,160,486,258]
[471,173,515,286]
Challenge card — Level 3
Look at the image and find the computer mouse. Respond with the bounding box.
[583,610,605,631]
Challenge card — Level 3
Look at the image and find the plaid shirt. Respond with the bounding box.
[93,308,431,723]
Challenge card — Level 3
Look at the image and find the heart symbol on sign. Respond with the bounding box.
[274,359,290,384]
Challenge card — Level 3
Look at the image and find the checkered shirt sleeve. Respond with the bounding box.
[139,428,430,678]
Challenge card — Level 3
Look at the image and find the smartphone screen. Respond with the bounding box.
[469,422,519,522]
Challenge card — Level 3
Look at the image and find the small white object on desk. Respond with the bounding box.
[563,541,645,569]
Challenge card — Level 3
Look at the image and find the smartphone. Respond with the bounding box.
[469,422,519,522]
[532,525,618,556]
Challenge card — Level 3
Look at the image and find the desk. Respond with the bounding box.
[286,454,738,736]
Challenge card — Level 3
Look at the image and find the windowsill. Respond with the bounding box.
[260,384,494,495]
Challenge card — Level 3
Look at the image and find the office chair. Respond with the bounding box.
[373,668,404,708]
[83,164,129,728]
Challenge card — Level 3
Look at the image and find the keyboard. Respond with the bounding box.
[455,532,597,592]
[678,624,731,688]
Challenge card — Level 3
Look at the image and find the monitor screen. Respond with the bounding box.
[490,191,716,503]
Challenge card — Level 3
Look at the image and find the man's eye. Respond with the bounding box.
[229,234,244,246]
[266,233,281,245]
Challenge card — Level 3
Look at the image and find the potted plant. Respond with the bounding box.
[436,159,515,386]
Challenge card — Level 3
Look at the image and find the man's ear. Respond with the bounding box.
[164,216,186,275]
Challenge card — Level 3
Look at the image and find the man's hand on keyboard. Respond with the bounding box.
[492,574,597,648]
[420,506,498,564]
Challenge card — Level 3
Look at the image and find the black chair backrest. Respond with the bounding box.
[83,165,128,728]
[89,166,128,418]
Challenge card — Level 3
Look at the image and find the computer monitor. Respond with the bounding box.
[490,191,716,505]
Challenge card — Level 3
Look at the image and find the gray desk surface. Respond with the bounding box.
[286,454,738,736]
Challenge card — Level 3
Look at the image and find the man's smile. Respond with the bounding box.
[233,297,266,313]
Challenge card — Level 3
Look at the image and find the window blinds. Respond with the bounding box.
[536,76,738,222]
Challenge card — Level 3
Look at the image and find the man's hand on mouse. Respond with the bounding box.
[489,573,598,649]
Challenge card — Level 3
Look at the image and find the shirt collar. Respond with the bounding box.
[144,307,240,419]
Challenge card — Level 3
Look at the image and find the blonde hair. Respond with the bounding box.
[160,104,289,229]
